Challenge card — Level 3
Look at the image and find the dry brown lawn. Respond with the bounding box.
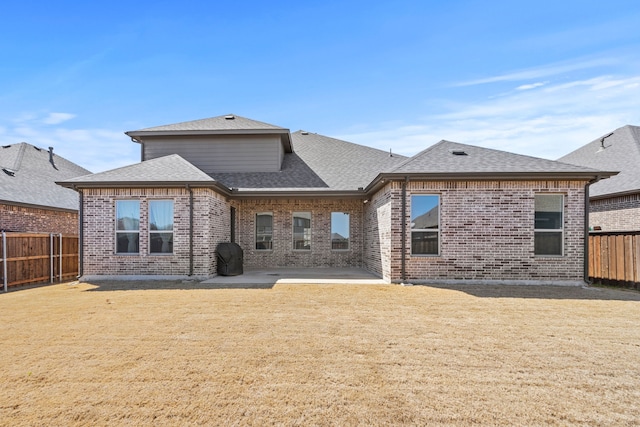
[1,281,639,426]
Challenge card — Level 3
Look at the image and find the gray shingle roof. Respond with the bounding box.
[210,131,408,192]
[127,114,288,133]
[0,142,91,210]
[558,125,640,198]
[59,154,218,185]
[390,140,605,175]
[126,114,293,153]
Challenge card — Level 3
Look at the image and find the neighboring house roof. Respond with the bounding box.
[126,114,293,153]
[558,125,640,199]
[413,206,439,229]
[211,131,408,193]
[0,142,91,211]
[58,154,229,192]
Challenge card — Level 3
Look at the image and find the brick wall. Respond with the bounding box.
[1,203,78,235]
[363,183,393,280]
[234,198,363,269]
[81,187,230,277]
[590,193,640,231]
[366,180,588,283]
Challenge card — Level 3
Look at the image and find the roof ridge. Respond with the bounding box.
[292,130,409,158]
[11,142,27,171]
[131,114,289,133]
[388,140,448,173]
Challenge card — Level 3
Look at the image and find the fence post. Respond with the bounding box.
[50,233,54,284]
[59,233,63,281]
[2,231,7,293]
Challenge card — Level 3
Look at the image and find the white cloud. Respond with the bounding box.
[3,115,138,173]
[455,57,619,87]
[42,112,76,125]
[516,82,546,91]
[337,74,640,161]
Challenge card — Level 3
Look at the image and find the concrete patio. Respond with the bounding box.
[200,267,388,286]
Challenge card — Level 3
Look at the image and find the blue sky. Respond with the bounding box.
[2,0,640,172]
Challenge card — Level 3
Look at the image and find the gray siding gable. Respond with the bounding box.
[142,134,284,173]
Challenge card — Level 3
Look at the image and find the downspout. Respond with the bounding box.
[401,177,408,282]
[584,177,598,284]
[77,188,84,278]
[187,185,194,276]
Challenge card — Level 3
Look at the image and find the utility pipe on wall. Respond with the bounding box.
[401,177,408,282]
[187,185,194,276]
[584,178,599,284]
[77,188,84,279]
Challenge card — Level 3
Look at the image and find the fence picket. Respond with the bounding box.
[0,232,79,290]
[589,231,640,288]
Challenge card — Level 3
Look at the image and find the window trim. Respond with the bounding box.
[330,212,350,251]
[148,199,174,255]
[534,193,564,257]
[255,212,273,251]
[410,194,441,257]
[292,211,312,251]
[115,200,140,255]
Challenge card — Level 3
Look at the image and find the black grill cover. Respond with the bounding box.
[216,243,243,276]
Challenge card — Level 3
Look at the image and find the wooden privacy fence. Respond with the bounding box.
[589,231,640,289]
[1,232,79,292]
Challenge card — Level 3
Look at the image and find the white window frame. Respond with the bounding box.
[115,200,140,255]
[410,194,440,256]
[148,200,174,255]
[534,194,564,256]
[292,212,312,251]
[255,212,273,251]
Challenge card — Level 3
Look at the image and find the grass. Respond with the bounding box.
[1,281,639,426]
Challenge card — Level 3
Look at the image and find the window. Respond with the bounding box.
[256,212,273,250]
[534,194,563,256]
[149,200,174,254]
[411,195,440,255]
[116,201,140,254]
[293,212,311,250]
[331,212,350,250]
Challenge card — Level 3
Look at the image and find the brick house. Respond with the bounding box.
[559,125,640,231]
[1,142,91,234]
[58,115,614,284]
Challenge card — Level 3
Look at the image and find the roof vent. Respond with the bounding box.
[597,132,614,152]
[450,149,468,156]
[224,115,235,120]
[48,147,58,170]
[33,146,42,151]
[2,168,15,177]
[301,131,309,135]
[2,145,11,149]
